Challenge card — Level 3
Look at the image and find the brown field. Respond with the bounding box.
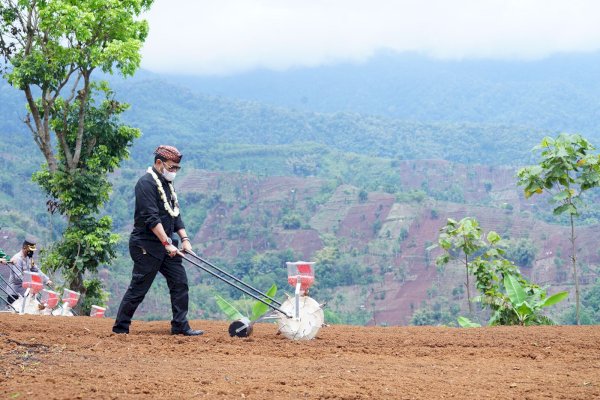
[1,314,599,399]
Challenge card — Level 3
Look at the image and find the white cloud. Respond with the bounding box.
[141,0,600,75]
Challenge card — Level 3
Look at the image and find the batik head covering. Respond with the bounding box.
[154,145,182,163]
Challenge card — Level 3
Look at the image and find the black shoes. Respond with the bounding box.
[112,324,129,334]
[171,328,204,336]
[112,327,204,336]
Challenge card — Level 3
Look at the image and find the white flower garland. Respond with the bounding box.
[147,167,180,217]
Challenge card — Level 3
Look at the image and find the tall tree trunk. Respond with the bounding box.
[69,269,86,312]
[570,213,580,325]
[465,254,472,314]
[66,215,86,307]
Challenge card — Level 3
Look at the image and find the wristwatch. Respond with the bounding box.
[162,237,173,247]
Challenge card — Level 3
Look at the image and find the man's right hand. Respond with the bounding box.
[165,244,178,257]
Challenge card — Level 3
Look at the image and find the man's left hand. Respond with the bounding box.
[182,240,194,255]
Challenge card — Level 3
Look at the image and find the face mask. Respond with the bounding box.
[162,167,177,182]
[26,251,34,258]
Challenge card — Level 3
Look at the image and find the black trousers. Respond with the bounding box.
[113,246,191,333]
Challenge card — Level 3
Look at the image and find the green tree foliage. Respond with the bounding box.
[34,86,139,301]
[410,298,458,326]
[0,0,151,301]
[436,218,567,326]
[79,277,110,315]
[281,212,303,230]
[503,238,537,268]
[358,189,368,203]
[434,217,486,313]
[286,155,320,176]
[560,278,600,324]
[312,244,375,288]
[0,0,150,171]
[517,133,600,324]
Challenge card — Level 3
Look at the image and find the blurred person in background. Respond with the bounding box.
[6,236,52,304]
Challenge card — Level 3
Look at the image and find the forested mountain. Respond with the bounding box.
[7,51,600,168]
[165,51,600,136]
[3,74,548,169]
[108,78,554,167]
[2,53,600,325]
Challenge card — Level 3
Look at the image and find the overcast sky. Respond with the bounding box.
[141,0,600,76]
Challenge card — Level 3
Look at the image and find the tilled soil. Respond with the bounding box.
[1,314,599,399]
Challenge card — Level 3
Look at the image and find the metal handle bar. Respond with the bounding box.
[0,268,23,312]
[0,283,18,312]
[178,251,291,318]
[182,250,282,306]
[0,270,21,297]
[4,261,23,279]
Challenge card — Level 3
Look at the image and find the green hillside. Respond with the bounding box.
[1,73,599,326]
[112,77,550,167]
[1,75,554,171]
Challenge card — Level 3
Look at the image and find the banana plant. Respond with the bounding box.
[214,283,278,323]
[498,274,568,326]
[457,316,481,328]
[457,273,568,327]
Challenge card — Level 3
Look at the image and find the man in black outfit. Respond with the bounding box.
[112,145,203,336]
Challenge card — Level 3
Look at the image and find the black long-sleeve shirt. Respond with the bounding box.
[130,167,185,259]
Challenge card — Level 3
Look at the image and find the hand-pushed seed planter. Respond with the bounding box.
[1,261,83,317]
[277,262,324,340]
[41,289,60,308]
[23,271,44,294]
[52,289,80,316]
[90,305,106,318]
[179,251,325,340]
[11,271,44,315]
[39,289,60,315]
